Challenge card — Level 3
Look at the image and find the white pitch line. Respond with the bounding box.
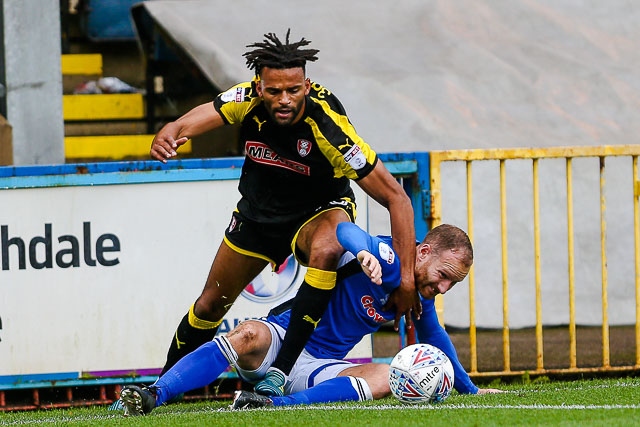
[4,403,640,425]
[224,403,640,411]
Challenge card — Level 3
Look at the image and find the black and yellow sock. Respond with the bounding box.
[270,268,336,375]
[160,304,222,375]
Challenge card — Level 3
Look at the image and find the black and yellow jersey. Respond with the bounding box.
[213,77,378,223]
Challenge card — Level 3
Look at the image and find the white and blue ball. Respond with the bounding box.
[388,343,454,404]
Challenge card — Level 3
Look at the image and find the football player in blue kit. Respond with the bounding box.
[118,223,500,415]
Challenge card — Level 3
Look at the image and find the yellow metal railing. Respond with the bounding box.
[635,156,640,367]
[566,157,577,369]
[429,144,640,376]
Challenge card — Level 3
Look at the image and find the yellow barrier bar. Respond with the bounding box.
[599,158,611,367]
[500,159,511,372]
[532,158,544,371]
[430,155,445,324]
[428,154,443,229]
[566,158,577,369]
[467,161,478,373]
[63,94,145,121]
[468,365,639,378]
[61,54,103,75]
[65,135,192,160]
[634,156,640,367]
[431,145,640,162]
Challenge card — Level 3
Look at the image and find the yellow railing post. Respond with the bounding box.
[566,158,577,369]
[429,153,445,326]
[599,157,611,368]
[532,158,544,371]
[500,159,511,372]
[467,161,478,373]
[634,156,640,367]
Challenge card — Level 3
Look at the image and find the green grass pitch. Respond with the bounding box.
[2,377,639,426]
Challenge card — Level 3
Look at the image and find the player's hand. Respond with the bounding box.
[150,134,189,163]
[357,250,382,285]
[477,388,504,394]
[383,280,421,331]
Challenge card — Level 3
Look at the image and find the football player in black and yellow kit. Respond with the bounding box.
[149,29,420,396]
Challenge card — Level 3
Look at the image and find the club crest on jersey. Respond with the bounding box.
[378,242,395,264]
[297,139,312,157]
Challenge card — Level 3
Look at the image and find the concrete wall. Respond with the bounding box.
[3,0,64,165]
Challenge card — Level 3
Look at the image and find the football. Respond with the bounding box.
[388,343,454,403]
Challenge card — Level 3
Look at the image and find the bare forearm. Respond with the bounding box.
[150,103,223,162]
[172,103,223,138]
[389,195,415,287]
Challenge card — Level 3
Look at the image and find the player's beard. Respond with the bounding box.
[421,283,438,299]
[268,98,304,127]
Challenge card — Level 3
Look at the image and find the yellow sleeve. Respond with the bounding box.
[213,80,261,124]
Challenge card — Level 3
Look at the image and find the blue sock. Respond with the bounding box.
[154,336,235,406]
[271,376,369,406]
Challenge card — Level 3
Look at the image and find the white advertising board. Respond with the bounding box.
[0,162,370,383]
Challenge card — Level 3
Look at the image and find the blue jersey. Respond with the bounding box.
[266,222,478,394]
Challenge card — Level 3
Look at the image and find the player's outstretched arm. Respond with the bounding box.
[151,103,225,163]
[336,222,400,286]
[413,298,479,394]
[356,161,420,328]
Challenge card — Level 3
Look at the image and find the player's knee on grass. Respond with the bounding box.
[227,320,273,368]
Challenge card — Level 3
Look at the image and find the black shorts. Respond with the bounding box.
[223,197,356,269]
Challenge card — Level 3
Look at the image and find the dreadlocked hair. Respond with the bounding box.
[243,28,319,75]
